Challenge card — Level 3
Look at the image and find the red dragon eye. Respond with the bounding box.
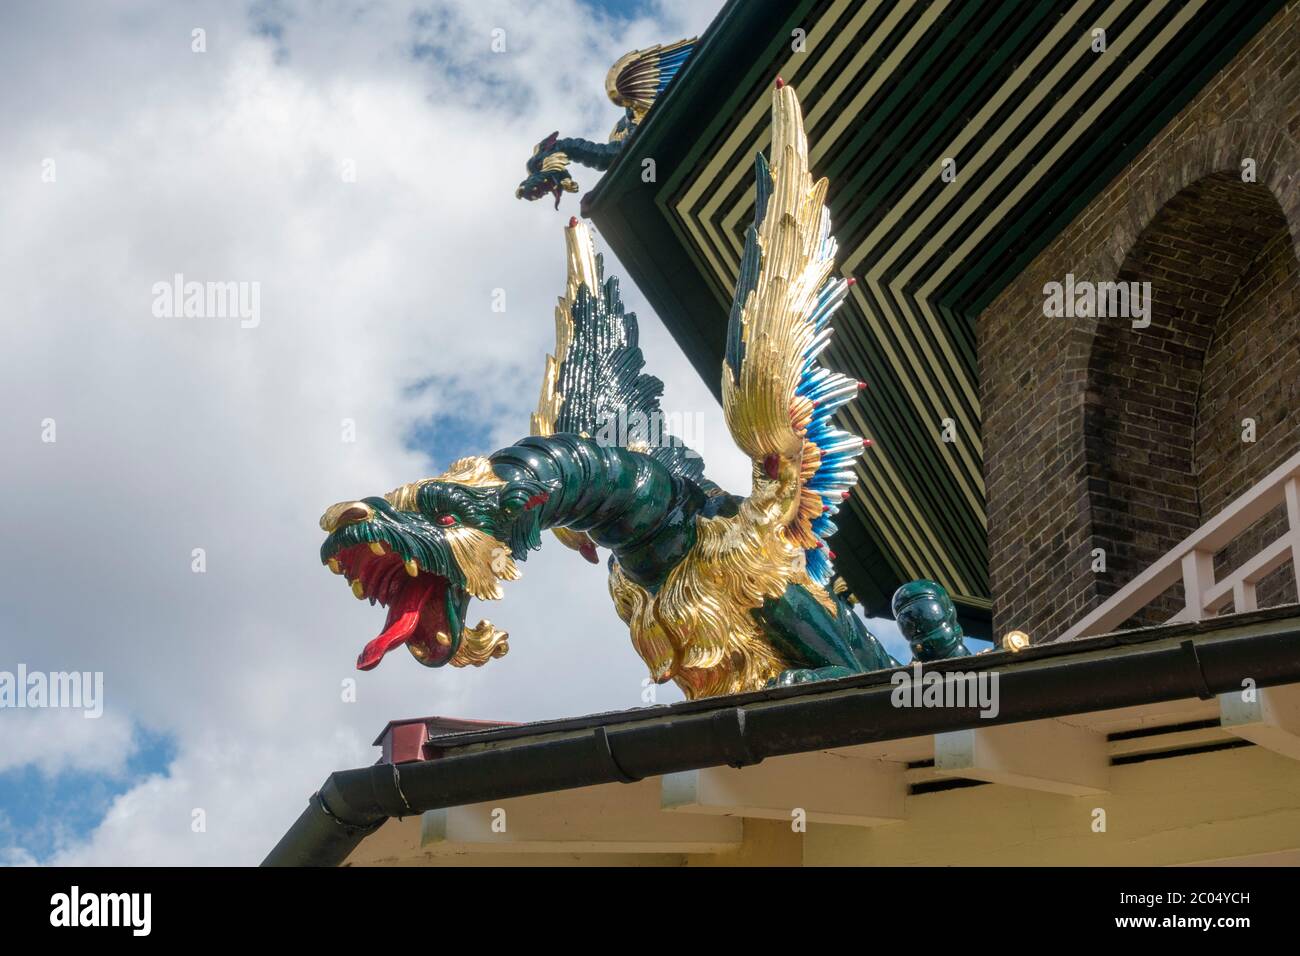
[436,514,456,527]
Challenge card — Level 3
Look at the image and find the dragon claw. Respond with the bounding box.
[770,665,855,687]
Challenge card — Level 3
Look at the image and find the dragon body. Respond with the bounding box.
[322,83,971,700]
[517,38,694,207]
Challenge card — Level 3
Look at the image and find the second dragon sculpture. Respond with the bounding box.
[515,38,694,207]
[319,83,970,699]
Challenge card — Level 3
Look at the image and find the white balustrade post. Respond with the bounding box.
[1181,549,1215,622]
[1055,453,1300,642]
[1233,579,1258,613]
[1286,477,1300,598]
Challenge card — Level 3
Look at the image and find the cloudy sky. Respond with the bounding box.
[0,0,913,865]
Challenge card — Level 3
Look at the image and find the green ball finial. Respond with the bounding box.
[891,579,970,661]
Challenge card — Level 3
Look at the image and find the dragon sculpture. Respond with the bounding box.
[320,82,971,700]
[516,38,695,207]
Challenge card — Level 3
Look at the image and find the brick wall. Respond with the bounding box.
[1085,173,1293,625]
[980,1,1300,641]
[1198,227,1300,609]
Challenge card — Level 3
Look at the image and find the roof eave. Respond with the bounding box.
[264,606,1300,866]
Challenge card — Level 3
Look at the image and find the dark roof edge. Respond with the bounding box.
[264,611,1300,866]
[411,604,1300,750]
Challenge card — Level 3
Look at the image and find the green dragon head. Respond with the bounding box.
[318,456,548,672]
[515,131,579,208]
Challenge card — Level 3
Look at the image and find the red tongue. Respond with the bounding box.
[356,575,438,671]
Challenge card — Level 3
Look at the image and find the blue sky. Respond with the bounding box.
[583,0,663,18]
[0,733,176,864]
[0,0,941,865]
[0,0,725,866]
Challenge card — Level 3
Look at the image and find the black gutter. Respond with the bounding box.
[264,615,1300,866]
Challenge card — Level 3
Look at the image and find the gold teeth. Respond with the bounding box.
[369,542,387,555]
[404,558,419,578]
[327,558,341,574]
[351,579,366,600]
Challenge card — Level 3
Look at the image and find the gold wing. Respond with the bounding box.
[531,219,600,562]
[721,82,865,584]
[531,218,594,441]
[532,218,712,562]
[605,37,696,128]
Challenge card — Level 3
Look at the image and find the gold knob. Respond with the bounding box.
[1001,630,1030,652]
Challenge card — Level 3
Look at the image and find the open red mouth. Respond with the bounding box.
[328,544,457,670]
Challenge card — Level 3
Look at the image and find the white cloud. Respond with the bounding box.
[0,709,136,777]
[1,0,732,864]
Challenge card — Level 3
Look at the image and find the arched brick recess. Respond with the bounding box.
[1195,224,1300,608]
[979,41,1300,644]
[1089,120,1300,278]
[1080,172,1295,625]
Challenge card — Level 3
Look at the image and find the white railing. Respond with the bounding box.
[1057,450,1300,642]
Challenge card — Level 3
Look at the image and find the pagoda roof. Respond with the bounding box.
[584,0,1282,635]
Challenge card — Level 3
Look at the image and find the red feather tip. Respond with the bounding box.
[845,277,856,287]
[568,217,578,227]
[775,76,784,89]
